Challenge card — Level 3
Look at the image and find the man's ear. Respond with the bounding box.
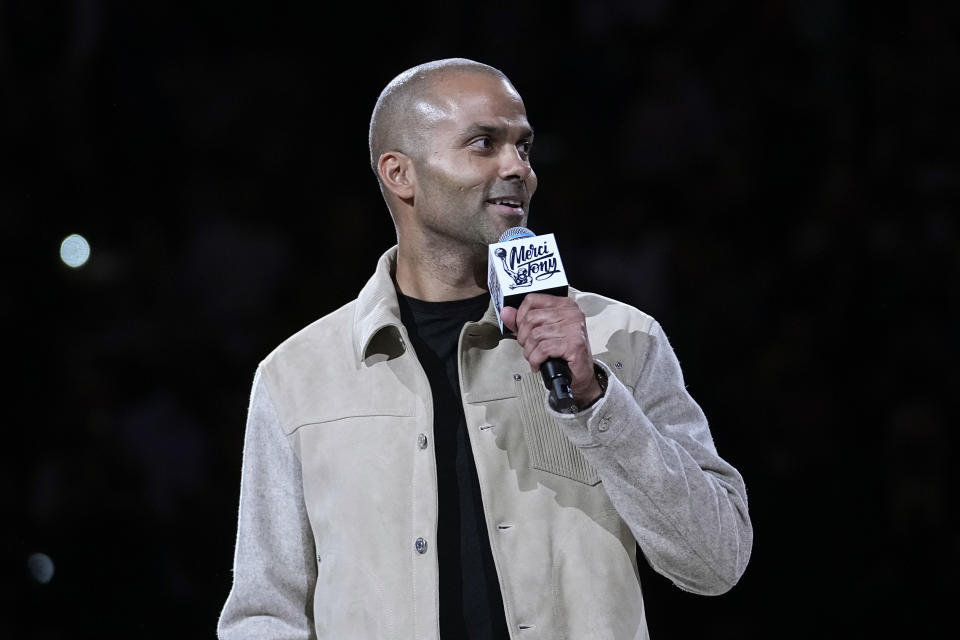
[377,151,415,200]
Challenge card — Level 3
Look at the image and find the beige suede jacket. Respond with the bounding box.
[218,247,753,640]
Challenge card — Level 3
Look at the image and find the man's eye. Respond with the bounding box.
[518,140,533,156]
[470,137,494,150]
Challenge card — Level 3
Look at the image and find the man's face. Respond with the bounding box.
[409,72,537,251]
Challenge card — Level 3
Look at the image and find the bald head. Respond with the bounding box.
[368,58,514,179]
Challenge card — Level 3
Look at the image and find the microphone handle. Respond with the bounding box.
[540,357,575,411]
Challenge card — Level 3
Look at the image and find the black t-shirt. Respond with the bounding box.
[397,291,509,640]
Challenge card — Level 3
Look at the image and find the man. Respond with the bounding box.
[218,58,752,640]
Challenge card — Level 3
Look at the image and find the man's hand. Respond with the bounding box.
[500,293,603,410]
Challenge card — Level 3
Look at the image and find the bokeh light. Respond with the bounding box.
[27,552,55,584]
[60,234,90,268]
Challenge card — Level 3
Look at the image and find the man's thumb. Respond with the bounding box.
[500,306,518,333]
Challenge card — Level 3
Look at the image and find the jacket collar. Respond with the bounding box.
[353,246,404,363]
[352,246,501,363]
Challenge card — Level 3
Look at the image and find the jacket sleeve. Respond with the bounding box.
[218,367,318,639]
[548,321,753,595]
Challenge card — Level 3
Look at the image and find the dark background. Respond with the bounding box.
[4,0,957,637]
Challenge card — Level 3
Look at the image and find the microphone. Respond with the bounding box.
[488,226,576,411]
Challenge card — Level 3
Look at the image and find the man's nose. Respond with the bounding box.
[498,144,532,181]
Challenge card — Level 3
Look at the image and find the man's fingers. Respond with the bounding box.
[500,306,519,333]
[516,292,566,311]
[516,296,578,329]
[516,307,582,344]
[522,331,588,370]
[524,337,571,372]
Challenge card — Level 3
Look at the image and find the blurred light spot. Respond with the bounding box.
[60,234,90,268]
[27,552,55,584]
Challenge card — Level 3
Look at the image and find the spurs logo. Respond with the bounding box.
[494,241,561,289]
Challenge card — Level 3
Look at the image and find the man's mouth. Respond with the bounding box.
[486,197,525,214]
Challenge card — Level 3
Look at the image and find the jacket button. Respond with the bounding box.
[513,373,522,381]
[417,433,428,449]
[598,416,611,432]
[415,537,428,554]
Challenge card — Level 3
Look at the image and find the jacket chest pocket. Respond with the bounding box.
[517,373,601,486]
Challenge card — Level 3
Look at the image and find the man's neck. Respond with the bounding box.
[394,242,488,302]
